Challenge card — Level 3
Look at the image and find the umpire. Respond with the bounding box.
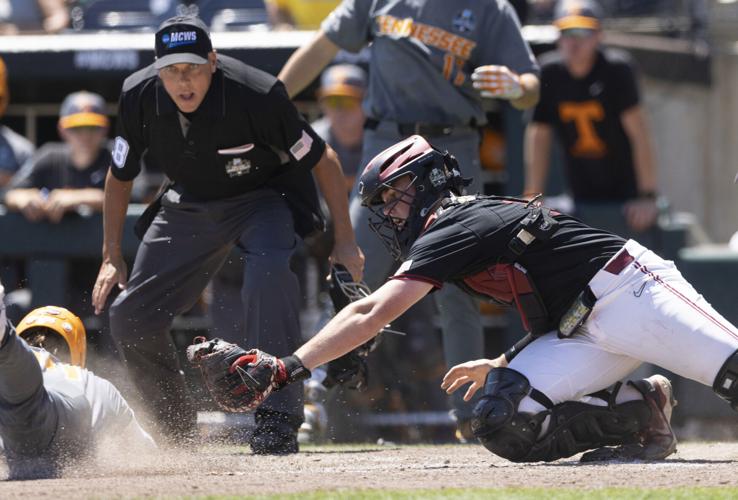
[92,15,363,454]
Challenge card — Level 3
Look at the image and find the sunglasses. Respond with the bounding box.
[321,95,361,110]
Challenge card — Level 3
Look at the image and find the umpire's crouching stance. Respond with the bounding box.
[92,15,363,454]
[189,134,738,462]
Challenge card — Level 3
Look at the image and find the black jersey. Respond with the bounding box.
[8,143,109,190]
[391,196,626,331]
[532,48,640,202]
[111,54,327,236]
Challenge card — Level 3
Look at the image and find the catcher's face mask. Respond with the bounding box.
[358,135,468,260]
[17,306,87,367]
[365,174,421,260]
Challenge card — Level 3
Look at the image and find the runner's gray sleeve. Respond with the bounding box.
[476,2,539,75]
[321,0,373,52]
[0,329,44,405]
[84,372,156,449]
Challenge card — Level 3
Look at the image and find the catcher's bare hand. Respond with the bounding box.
[441,358,503,402]
[93,255,128,314]
[471,65,523,100]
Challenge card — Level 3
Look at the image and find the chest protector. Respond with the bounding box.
[445,196,559,336]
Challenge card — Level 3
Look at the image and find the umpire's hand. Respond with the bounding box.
[93,255,128,314]
[330,240,365,282]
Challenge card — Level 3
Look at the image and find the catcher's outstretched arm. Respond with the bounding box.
[296,279,433,370]
[186,278,431,413]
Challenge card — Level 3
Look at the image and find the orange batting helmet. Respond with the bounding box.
[17,306,87,367]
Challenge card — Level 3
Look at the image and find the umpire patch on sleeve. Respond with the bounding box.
[289,130,314,161]
[112,136,130,168]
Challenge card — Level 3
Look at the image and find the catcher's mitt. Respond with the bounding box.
[186,337,310,412]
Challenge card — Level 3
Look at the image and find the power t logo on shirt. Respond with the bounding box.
[162,31,198,48]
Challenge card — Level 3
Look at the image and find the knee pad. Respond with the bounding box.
[471,368,544,462]
[713,349,738,410]
[472,369,652,463]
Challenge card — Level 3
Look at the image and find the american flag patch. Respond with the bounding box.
[289,130,314,161]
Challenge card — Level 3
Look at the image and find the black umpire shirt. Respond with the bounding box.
[532,48,640,202]
[391,197,626,331]
[111,54,327,236]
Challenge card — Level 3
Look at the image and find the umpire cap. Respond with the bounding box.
[154,15,213,69]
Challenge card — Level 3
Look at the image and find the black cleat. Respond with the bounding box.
[250,409,301,455]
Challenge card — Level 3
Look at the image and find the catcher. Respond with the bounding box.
[0,282,155,480]
[188,135,738,462]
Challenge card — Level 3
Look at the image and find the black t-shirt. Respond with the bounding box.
[111,54,327,236]
[532,48,640,201]
[391,197,626,330]
[8,142,109,190]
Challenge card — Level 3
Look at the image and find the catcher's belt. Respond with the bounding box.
[558,245,635,337]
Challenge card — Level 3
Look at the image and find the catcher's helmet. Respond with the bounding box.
[16,306,86,367]
[357,135,468,259]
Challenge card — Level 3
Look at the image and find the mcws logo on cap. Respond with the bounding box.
[162,31,198,48]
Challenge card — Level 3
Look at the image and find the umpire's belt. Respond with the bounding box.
[364,118,474,137]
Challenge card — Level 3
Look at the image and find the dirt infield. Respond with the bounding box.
[0,443,738,499]
[2,442,738,498]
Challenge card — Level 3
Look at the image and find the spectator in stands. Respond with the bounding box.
[265,0,340,30]
[4,90,110,336]
[524,0,659,234]
[5,91,109,223]
[311,64,366,193]
[0,57,34,188]
[0,0,70,34]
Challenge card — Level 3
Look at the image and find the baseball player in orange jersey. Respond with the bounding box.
[0,281,155,480]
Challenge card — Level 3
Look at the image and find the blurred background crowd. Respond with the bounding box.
[1,0,737,446]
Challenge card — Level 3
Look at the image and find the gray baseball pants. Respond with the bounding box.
[109,187,304,437]
[354,123,485,420]
[0,331,91,478]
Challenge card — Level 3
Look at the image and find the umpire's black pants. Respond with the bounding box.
[109,187,303,438]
